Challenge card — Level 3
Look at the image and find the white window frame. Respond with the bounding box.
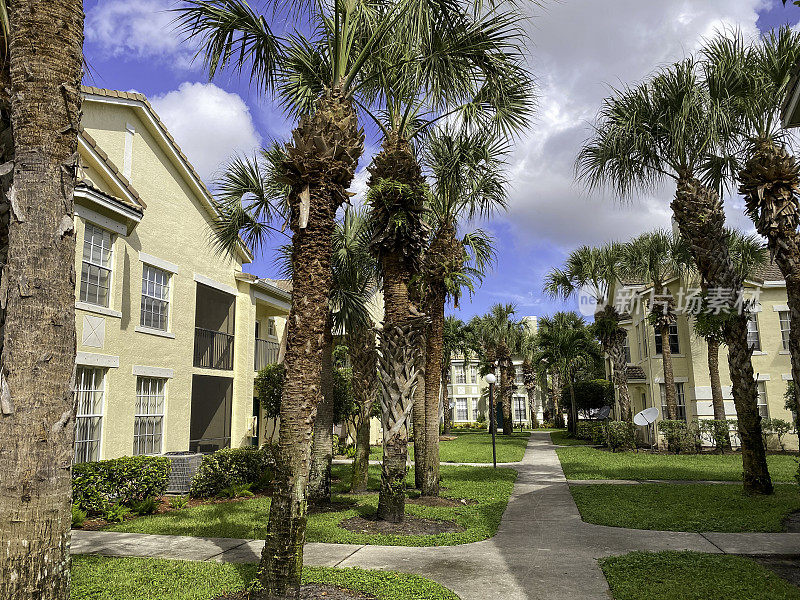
[747,314,761,351]
[267,317,277,338]
[140,263,171,331]
[455,397,468,421]
[779,311,791,351]
[454,364,466,385]
[513,396,526,422]
[514,365,524,385]
[74,366,105,463]
[757,381,769,419]
[660,382,686,421]
[134,377,166,455]
[80,222,114,308]
[623,332,631,364]
[469,364,478,384]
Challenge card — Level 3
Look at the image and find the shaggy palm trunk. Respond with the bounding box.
[412,337,426,489]
[523,362,539,428]
[421,289,445,496]
[567,378,578,435]
[707,337,732,449]
[308,318,334,504]
[659,322,678,420]
[671,176,772,495]
[0,3,83,598]
[598,307,632,422]
[349,328,377,494]
[550,371,564,428]
[258,87,363,599]
[739,140,800,442]
[499,355,513,434]
[442,368,452,434]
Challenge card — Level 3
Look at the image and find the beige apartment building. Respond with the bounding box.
[607,263,796,449]
[73,87,289,463]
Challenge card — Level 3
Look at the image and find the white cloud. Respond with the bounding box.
[86,0,197,69]
[505,0,766,253]
[150,82,262,182]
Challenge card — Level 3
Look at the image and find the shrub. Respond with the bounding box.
[770,419,792,451]
[255,363,284,421]
[218,482,255,499]
[658,420,701,454]
[698,419,731,452]
[576,422,604,442]
[72,455,170,514]
[103,503,131,523]
[131,496,159,516]
[605,421,635,451]
[190,445,275,498]
[168,495,188,510]
[71,503,87,528]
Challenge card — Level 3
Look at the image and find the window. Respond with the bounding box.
[514,366,524,385]
[660,382,686,421]
[74,367,104,463]
[454,364,466,384]
[514,397,526,422]
[654,324,679,355]
[455,397,468,421]
[472,398,480,419]
[80,223,113,307]
[623,332,631,363]
[757,381,769,419]
[747,314,761,351]
[469,364,478,384]
[134,377,166,455]
[779,311,791,351]
[267,317,276,337]
[636,326,642,360]
[255,321,261,339]
[140,264,170,330]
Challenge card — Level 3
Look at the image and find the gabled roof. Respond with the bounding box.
[80,86,253,264]
[626,365,646,381]
[79,128,145,209]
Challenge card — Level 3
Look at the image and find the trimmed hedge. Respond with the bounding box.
[73,456,170,515]
[606,421,636,451]
[190,445,275,498]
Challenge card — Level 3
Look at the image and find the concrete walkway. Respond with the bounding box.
[72,432,800,599]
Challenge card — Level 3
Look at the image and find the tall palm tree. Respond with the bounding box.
[702,27,800,429]
[577,60,773,495]
[441,316,470,435]
[414,128,505,495]
[620,229,689,420]
[0,2,83,599]
[174,1,419,591]
[544,243,633,421]
[518,330,540,428]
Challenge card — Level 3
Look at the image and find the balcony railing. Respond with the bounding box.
[194,327,234,370]
[255,337,280,371]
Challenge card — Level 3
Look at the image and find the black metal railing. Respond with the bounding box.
[194,327,234,370]
[254,337,280,371]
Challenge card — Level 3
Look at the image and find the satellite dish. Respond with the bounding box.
[633,407,659,427]
[594,405,611,420]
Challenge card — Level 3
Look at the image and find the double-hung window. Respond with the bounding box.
[134,377,166,455]
[747,314,761,351]
[74,366,105,463]
[514,397,526,422]
[140,264,170,330]
[779,311,791,351]
[267,317,276,337]
[455,397,468,421]
[654,324,680,355]
[454,364,466,384]
[757,381,769,419]
[623,332,631,363]
[469,364,478,384]
[80,223,113,307]
[660,382,686,421]
[514,366,524,385]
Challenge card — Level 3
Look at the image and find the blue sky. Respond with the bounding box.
[83,0,798,323]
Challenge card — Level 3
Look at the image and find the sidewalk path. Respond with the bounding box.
[72,433,800,599]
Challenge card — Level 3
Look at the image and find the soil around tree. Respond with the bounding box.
[752,556,800,588]
[213,584,378,600]
[407,496,477,507]
[782,510,800,533]
[339,514,464,535]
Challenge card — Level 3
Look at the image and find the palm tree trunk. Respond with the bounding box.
[568,377,578,435]
[551,371,564,428]
[0,3,83,598]
[707,337,732,449]
[671,176,772,495]
[412,335,426,490]
[609,343,632,422]
[523,362,539,429]
[422,292,444,496]
[442,368,452,434]
[660,323,678,419]
[259,87,362,598]
[499,355,513,434]
[308,316,334,504]
[349,328,376,494]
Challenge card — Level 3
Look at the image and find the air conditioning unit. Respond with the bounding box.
[163,452,204,494]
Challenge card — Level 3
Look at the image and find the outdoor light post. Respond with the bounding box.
[485,372,498,468]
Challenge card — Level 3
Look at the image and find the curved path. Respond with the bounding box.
[72,432,800,599]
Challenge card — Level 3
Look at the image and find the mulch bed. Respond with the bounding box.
[213,585,378,600]
[783,511,800,533]
[308,501,355,515]
[753,556,800,588]
[407,496,476,508]
[339,514,463,535]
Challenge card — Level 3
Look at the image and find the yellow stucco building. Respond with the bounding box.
[72,87,290,463]
[607,263,796,450]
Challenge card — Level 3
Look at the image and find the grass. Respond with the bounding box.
[556,445,799,481]
[548,429,591,446]
[104,463,516,546]
[601,551,800,600]
[368,431,530,463]
[570,483,800,532]
[71,555,459,600]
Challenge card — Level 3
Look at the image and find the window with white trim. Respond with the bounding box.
[472,397,480,419]
[659,382,686,421]
[779,311,791,351]
[654,324,680,355]
[454,364,466,384]
[623,332,631,363]
[267,317,276,337]
[757,381,769,419]
[469,364,478,384]
[140,264,170,330]
[747,314,761,351]
[514,397,526,422]
[74,366,105,463]
[134,377,166,455]
[80,223,113,307]
[455,397,468,421]
[514,366,524,385]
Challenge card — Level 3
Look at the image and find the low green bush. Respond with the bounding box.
[576,422,604,442]
[606,421,636,451]
[168,495,188,510]
[72,456,171,514]
[658,420,701,454]
[71,503,87,528]
[131,497,159,516]
[698,419,731,452]
[218,482,255,499]
[103,503,131,523]
[190,445,275,498]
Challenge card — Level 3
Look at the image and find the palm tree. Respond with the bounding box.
[414,128,505,495]
[702,27,800,430]
[441,317,470,435]
[543,243,633,422]
[577,60,773,495]
[174,1,421,590]
[518,330,540,428]
[0,2,83,599]
[620,230,689,420]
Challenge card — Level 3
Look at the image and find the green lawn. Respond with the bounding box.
[570,483,800,532]
[103,464,516,546]
[556,445,798,481]
[72,555,459,600]
[368,431,530,463]
[601,551,800,600]
[548,429,592,446]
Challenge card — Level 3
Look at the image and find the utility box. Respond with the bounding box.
[164,452,203,494]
